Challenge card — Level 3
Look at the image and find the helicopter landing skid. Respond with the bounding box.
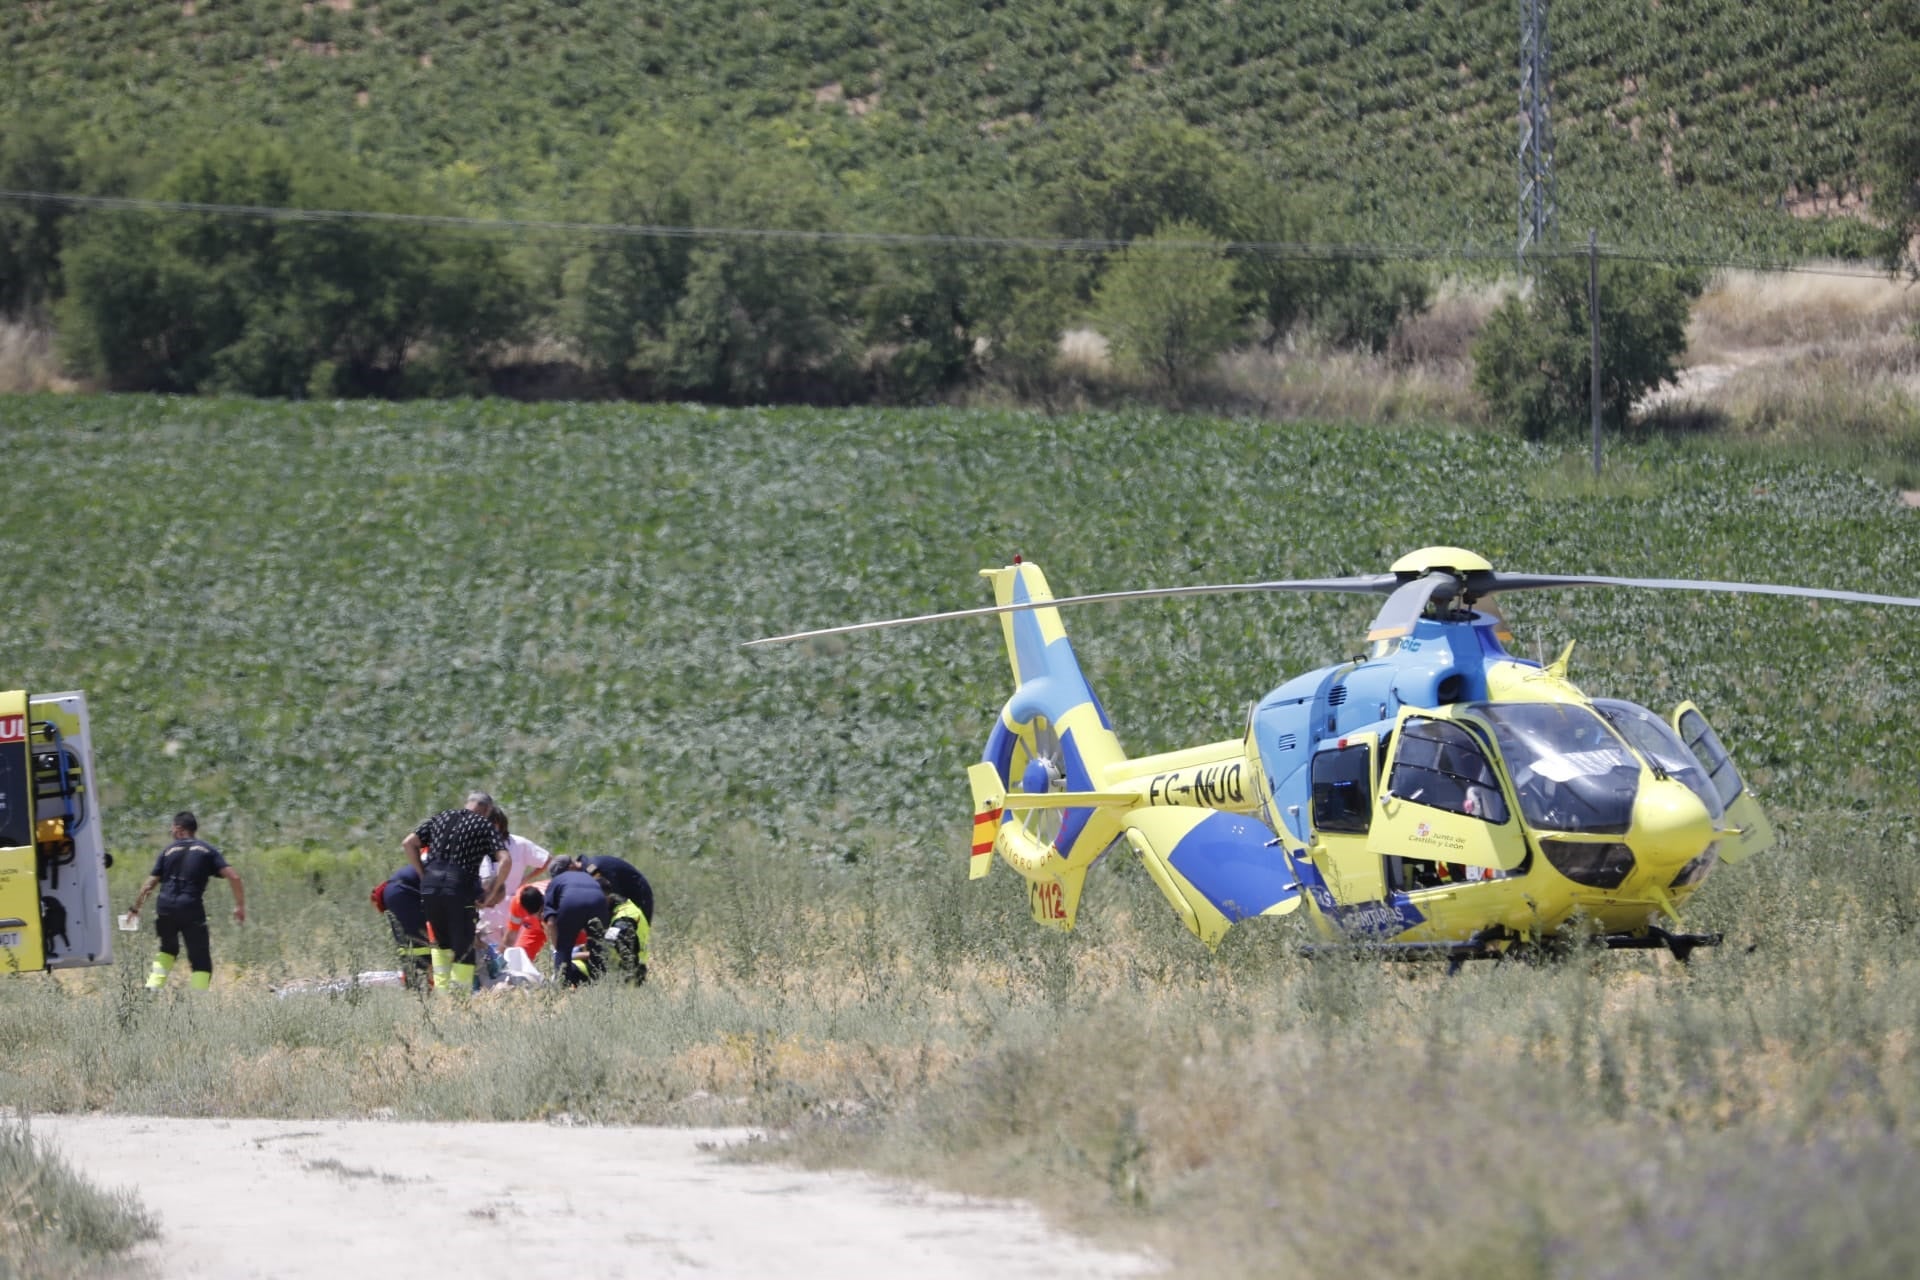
[1601,926,1723,965]
[1300,937,1502,973]
[1301,924,1724,971]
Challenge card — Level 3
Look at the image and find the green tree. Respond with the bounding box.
[566,125,864,402]
[1028,115,1241,245]
[566,127,710,391]
[0,119,78,319]
[1092,221,1243,391]
[1025,113,1247,312]
[859,180,1077,402]
[1224,171,1431,353]
[1472,256,1701,439]
[1869,0,1920,273]
[1311,260,1432,353]
[1223,177,1323,348]
[58,132,526,396]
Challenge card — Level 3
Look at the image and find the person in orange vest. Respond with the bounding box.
[502,883,550,966]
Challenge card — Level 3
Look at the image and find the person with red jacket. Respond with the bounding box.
[502,883,549,965]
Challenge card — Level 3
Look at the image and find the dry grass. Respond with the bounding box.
[1027,280,1507,426]
[1388,275,1511,365]
[1056,327,1112,376]
[1644,278,1920,461]
[1213,345,1484,424]
[0,320,76,394]
[1689,267,1920,360]
[0,1123,156,1278]
[2,725,1919,1279]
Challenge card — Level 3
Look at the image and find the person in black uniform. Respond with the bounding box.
[583,855,653,924]
[541,863,609,986]
[584,854,654,984]
[127,811,245,992]
[401,791,506,994]
[370,864,433,987]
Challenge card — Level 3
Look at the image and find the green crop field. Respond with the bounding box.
[3,395,1920,1275]
[0,0,1886,256]
[3,395,1916,853]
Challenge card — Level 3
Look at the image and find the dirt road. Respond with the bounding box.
[36,1115,1161,1279]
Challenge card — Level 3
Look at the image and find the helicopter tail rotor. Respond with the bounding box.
[971,563,1134,929]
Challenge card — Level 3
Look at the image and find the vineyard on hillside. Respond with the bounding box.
[0,0,1885,255]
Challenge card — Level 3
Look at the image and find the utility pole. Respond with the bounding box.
[1588,229,1602,476]
[1517,0,1556,277]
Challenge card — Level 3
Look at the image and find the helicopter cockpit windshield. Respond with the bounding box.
[1591,698,1727,824]
[1467,702,1641,834]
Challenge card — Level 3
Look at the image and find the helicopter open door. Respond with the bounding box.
[1308,733,1386,901]
[1366,710,1529,872]
[1671,702,1775,865]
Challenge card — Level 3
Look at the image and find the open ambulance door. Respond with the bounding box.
[0,691,113,974]
[1671,701,1775,865]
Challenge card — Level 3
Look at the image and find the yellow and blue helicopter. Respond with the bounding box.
[751,548,1920,964]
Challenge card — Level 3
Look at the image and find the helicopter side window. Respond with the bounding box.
[1595,699,1725,822]
[1310,743,1373,835]
[1675,709,1744,810]
[1386,719,1509,824]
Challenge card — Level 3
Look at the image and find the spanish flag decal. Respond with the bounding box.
[970,803,1001,878]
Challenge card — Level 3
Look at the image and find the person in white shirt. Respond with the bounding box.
[477,806,552,947]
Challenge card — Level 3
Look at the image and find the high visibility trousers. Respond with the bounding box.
[609,901,652,984]
[429,948,475,994]
[398,943,434,988]
[146,953,212,991]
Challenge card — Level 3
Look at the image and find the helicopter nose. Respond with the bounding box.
[1628,777,1717,868]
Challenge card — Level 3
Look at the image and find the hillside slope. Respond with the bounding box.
[0,0,1881,254]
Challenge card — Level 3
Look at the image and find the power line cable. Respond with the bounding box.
[0,188,1896,278]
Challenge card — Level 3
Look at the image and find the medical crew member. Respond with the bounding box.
[541,864,609,986]
[584,855,653,984]
[583,855,653,924]
[127,811,245,991]
[477,806,551,947]
[502,883,549,965]
[402,791,506,994]
[371,864,434,987]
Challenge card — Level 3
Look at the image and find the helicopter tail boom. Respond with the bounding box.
[968,562,1301,945]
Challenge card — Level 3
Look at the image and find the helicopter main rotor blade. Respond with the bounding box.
[1365,572,1458,643]
[742,573,1399,648]
[1479,574,1920,610]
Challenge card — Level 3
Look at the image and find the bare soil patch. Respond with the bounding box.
[35,1115,1161,1279]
